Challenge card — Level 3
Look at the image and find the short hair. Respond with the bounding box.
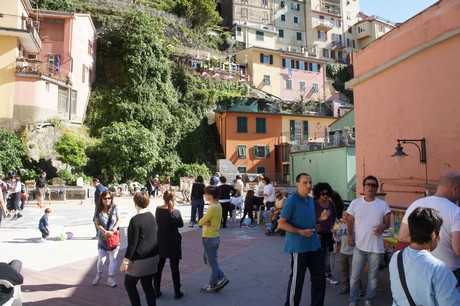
[196,175,204,183]
[204,186,220,199]
[313,182,333,199]
[262,177,271,184]
[133,192,150,209]
[92,178,100,183]
[45,208,51,214]
[295,173,311,183]
[257,174,264,180]
[363,175,379,187]
[236,174,242,180]
[219,176,227,183]
[408,207,443,244]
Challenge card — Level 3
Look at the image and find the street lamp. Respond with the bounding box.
[391,138,428,184]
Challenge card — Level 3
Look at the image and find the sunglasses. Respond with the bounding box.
[103,197,112,200]
[320,192,329,197]
[364,183,378,188]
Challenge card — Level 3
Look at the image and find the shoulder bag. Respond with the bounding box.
[106,206,120,249]
[397,250,416,306]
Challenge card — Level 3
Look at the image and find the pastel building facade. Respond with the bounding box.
[235,47,326,101]
[346,0,460,207]
[0,0,96,130]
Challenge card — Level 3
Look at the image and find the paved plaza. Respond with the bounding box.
[0,194,392,305]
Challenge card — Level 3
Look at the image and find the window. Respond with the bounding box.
[261,0,268,6]
[88,40,93,56]
[331,50,336,59]
[352,40,356,48]
[242,8,248,18]
[310,63,320,72]
[237,117,248,133]
[263,75,271,85]
[317,30,326,41]
[291,3,300,11]
[323,49,329,58]
[260,53,273,64]
[293,16,298,24]
[281,14,286,22]
[45,82,49,92]
[348,27,353,33]
[296,32,302,41]
[282,145,290,162]
[290,120,309,141]
[58,86,68,112]
[299,61,305,70]
[237,27,242,36]
[254,146,270,158]
[237,167,247,173]
[312,83,319,92]
[282,58,292,68]
[237,145,247,158]
[255,118,266,133]
[71,90,77,116]
[278,29,284,38]
[256,166,266,174]
[256,31,264,41]
[300,81,306,91]
[295,60,300,69]
[286,79,292,90]
[347,38,350,47]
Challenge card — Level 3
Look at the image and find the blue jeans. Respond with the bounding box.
[349,248,381,303]
[202,237,225,287]
[191,199,204,224]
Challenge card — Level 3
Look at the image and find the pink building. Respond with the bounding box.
[0,0,96,130]
[347,0,460,207]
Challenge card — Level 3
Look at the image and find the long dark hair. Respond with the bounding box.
[163,189,176,213]
[96,190,113,216]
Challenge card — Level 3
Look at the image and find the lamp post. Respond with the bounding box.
[391,138,428,185]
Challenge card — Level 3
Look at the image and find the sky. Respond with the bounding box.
[360,0,439,24]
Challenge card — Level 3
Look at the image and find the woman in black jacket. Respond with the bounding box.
[120,192,159,306]
[154,189,184,299]
[189,175,205,227]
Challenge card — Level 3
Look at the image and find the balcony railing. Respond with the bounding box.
[320,7,341,16]
[15,58,72,85]
[313,19,334,31]
[332,40,346,49]
[24,18,42,51]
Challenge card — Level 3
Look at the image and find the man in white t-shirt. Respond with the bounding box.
[398,170,460,278]
[347,175,391,306]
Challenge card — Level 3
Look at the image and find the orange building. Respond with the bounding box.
[346,0,460,206]
[215,99,336,183]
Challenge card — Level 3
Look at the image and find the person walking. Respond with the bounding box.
[92,191,121,287]
[278,173,329,306]
[189,175,205,228]
[120,192,159,306]
[92,178,107,239]
[389,207,460,305]
[34,171,46,208]
[217,176,236,228]
[198,186,230,293]
[38,208,51,242]
[154,189,184,299]
[347,175,391,306]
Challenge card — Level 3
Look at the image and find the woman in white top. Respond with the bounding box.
[261,177,276,210]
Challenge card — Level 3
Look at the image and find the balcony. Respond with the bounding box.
[332,40,346,49]
[0,18,42,52]
[320,7,341,16]
[15,58,72,86]
[313,19,334,31]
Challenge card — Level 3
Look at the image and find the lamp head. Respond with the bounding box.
[391,142,408,158]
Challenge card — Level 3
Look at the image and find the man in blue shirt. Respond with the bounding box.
[278,173,329,306]
[389,207,460,305]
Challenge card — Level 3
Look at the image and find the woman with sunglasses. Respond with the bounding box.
[92,190,121,287]
[313,182,338,285]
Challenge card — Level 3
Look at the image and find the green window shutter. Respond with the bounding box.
[265,146,270,158]
[290,120,295,141]
[253,146,258,157]
[260,53,264,63]
[303,121,309,141]
[269,55,273,65]
[242,145,246,157]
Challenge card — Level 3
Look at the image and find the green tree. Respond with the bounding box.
[0,128,27,174]
[54,132,89,169]
[92,121,159,183]
[31,0,75,11]
[174,0,222,30]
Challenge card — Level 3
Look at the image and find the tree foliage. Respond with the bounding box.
[54,132,89,169]
[0,128,27,174]
[31,0,75,11]
[174,0,222,30]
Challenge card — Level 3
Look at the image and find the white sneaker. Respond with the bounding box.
[92,274,102,286]
[106,277,117,287]
[188,222,194,228]
[41,238,47,243]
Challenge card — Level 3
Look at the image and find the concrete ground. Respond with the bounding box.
[0,194,392,306]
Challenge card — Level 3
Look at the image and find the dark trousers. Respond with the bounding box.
[220,202,231,226]
[240,209,254,224]
[39,228,49,239]
[285,250,325,306]
[124,273,156,306]
[154,257,181,294]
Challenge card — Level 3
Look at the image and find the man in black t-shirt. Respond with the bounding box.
[34,172,47,208]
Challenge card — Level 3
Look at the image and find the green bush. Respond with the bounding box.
[174,163,211,182]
